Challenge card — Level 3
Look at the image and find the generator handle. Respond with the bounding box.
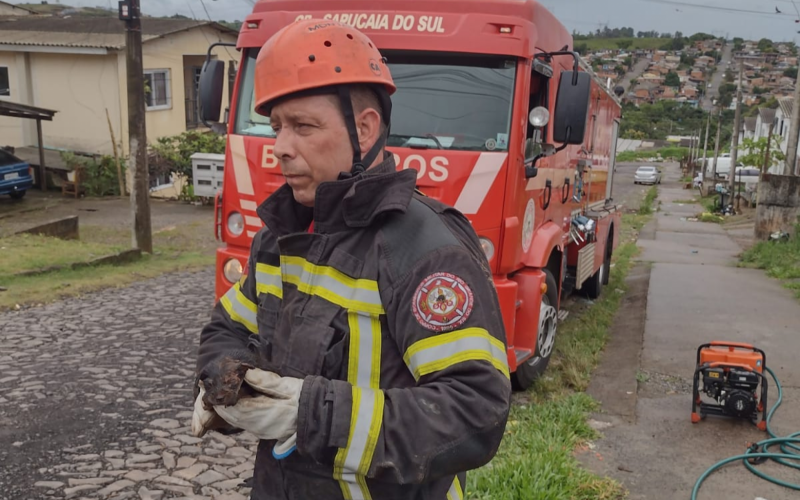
[696,342,766,371]
[710,341,754,350]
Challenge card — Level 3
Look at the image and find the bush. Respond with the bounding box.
[61,151,126,197]
[149,130,226,200]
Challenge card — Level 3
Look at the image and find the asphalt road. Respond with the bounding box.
[611,161,662,212]
[619,57,650,94]
[701,43,733,111]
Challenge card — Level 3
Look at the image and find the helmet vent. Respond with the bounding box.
[324,40,332,47]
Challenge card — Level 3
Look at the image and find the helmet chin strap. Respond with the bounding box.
[336,85,389,178]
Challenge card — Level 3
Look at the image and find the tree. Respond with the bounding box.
[738,135,785,170]
[574,42,589,55]
[680,53,696,67]
[784,67,798,79]
[617,39,633,50]
[758,38,775,53]
[624,56,633,68]
[733,37,744,51]
[661,37,685,51]
[724,70,735,83]
[665,71,681,87]
[752,86,766,95]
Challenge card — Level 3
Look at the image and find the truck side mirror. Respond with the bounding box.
[552,71,591,145]
[199,59,225,123]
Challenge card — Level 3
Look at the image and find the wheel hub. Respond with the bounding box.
[537,301,558,359]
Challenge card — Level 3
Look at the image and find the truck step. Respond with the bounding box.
[558,310,569,322]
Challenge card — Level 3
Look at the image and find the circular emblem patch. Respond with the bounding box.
[413,273,474,332]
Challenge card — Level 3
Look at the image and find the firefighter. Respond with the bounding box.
[192,19,511,500]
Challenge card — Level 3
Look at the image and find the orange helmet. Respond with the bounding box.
[254,19,396,173]
[254,19,395,116]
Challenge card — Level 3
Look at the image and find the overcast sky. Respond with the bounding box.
[26,0,800,41]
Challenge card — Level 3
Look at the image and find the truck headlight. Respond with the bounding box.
[227,211,244,236]
[479,237,495,261]
[223,258,243,284]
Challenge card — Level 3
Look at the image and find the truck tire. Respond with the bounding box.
[512,268,559,391]
[602,232,612,286]
[9,190,26,199]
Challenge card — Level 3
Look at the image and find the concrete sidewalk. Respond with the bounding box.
[582,163,800,500]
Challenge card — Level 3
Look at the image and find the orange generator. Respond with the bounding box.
[692,342,768,430]
[197,0,623,390]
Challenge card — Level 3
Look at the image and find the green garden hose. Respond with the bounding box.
[692,367,800,499]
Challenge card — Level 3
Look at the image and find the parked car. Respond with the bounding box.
[0,148,33,199]
[634,165,661,185]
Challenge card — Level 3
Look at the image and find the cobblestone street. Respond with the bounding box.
[0,269,259,500]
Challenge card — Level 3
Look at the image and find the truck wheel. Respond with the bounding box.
[512,269,559,391]
[9,190,26,199]
[582,261,604,299]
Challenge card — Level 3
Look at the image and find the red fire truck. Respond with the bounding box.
[198,0,623,389]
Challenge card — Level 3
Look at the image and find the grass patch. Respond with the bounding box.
[673,199,698,204]
[699,194,721,213]
[617,146,689,163]
[740,228,800,299]
[0,251,213,310]
[637,186,658,215]
[0,234,127,277]
[583,37,665,51]
[698,213,724,224]
[468,219,644,499]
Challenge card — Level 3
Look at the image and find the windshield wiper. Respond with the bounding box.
[389,134,444,150]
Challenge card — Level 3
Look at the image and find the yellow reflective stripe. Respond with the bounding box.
[335,312,383,499]
[219,283,258,334]
[280,255,385,315]
[447,476,464,500]
[255,263,283,299]
[403,328,510,380]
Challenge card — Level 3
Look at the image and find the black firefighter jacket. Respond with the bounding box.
[196,154,512,500]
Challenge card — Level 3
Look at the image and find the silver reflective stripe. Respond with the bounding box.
[353,313,375,387]
[280,260,383,313]
[220,283,257,334]
[447,477,463,500]
[342,387,378,474]
[339,474,367,500]
[255,263,282,298]
[405,329,508,380]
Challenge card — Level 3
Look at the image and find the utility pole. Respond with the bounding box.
[728,59,744,194]
[784,59,800,175]
[763,122,775,176]
[710,108,722,191]
[120,0,152,253]
[699,115,710,181]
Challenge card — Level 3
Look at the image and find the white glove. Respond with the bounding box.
[213,369,303,458]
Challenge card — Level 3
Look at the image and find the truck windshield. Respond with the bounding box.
[235,49,516,152]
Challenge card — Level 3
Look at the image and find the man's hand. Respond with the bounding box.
[213,369,303,452]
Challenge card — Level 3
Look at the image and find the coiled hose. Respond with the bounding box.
[692,367,800,499]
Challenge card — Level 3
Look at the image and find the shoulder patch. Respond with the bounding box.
[412,272,474,332]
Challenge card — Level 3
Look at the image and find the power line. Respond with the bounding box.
[641,0,799,20]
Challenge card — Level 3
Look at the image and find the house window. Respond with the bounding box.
[144,69,171,111]
[0,67,9,96]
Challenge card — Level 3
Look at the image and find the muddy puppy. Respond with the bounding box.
[193,338,270,436]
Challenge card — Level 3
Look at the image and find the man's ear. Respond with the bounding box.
[355,108,383,156]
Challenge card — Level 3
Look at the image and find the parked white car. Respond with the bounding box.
[634,165,661,185]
